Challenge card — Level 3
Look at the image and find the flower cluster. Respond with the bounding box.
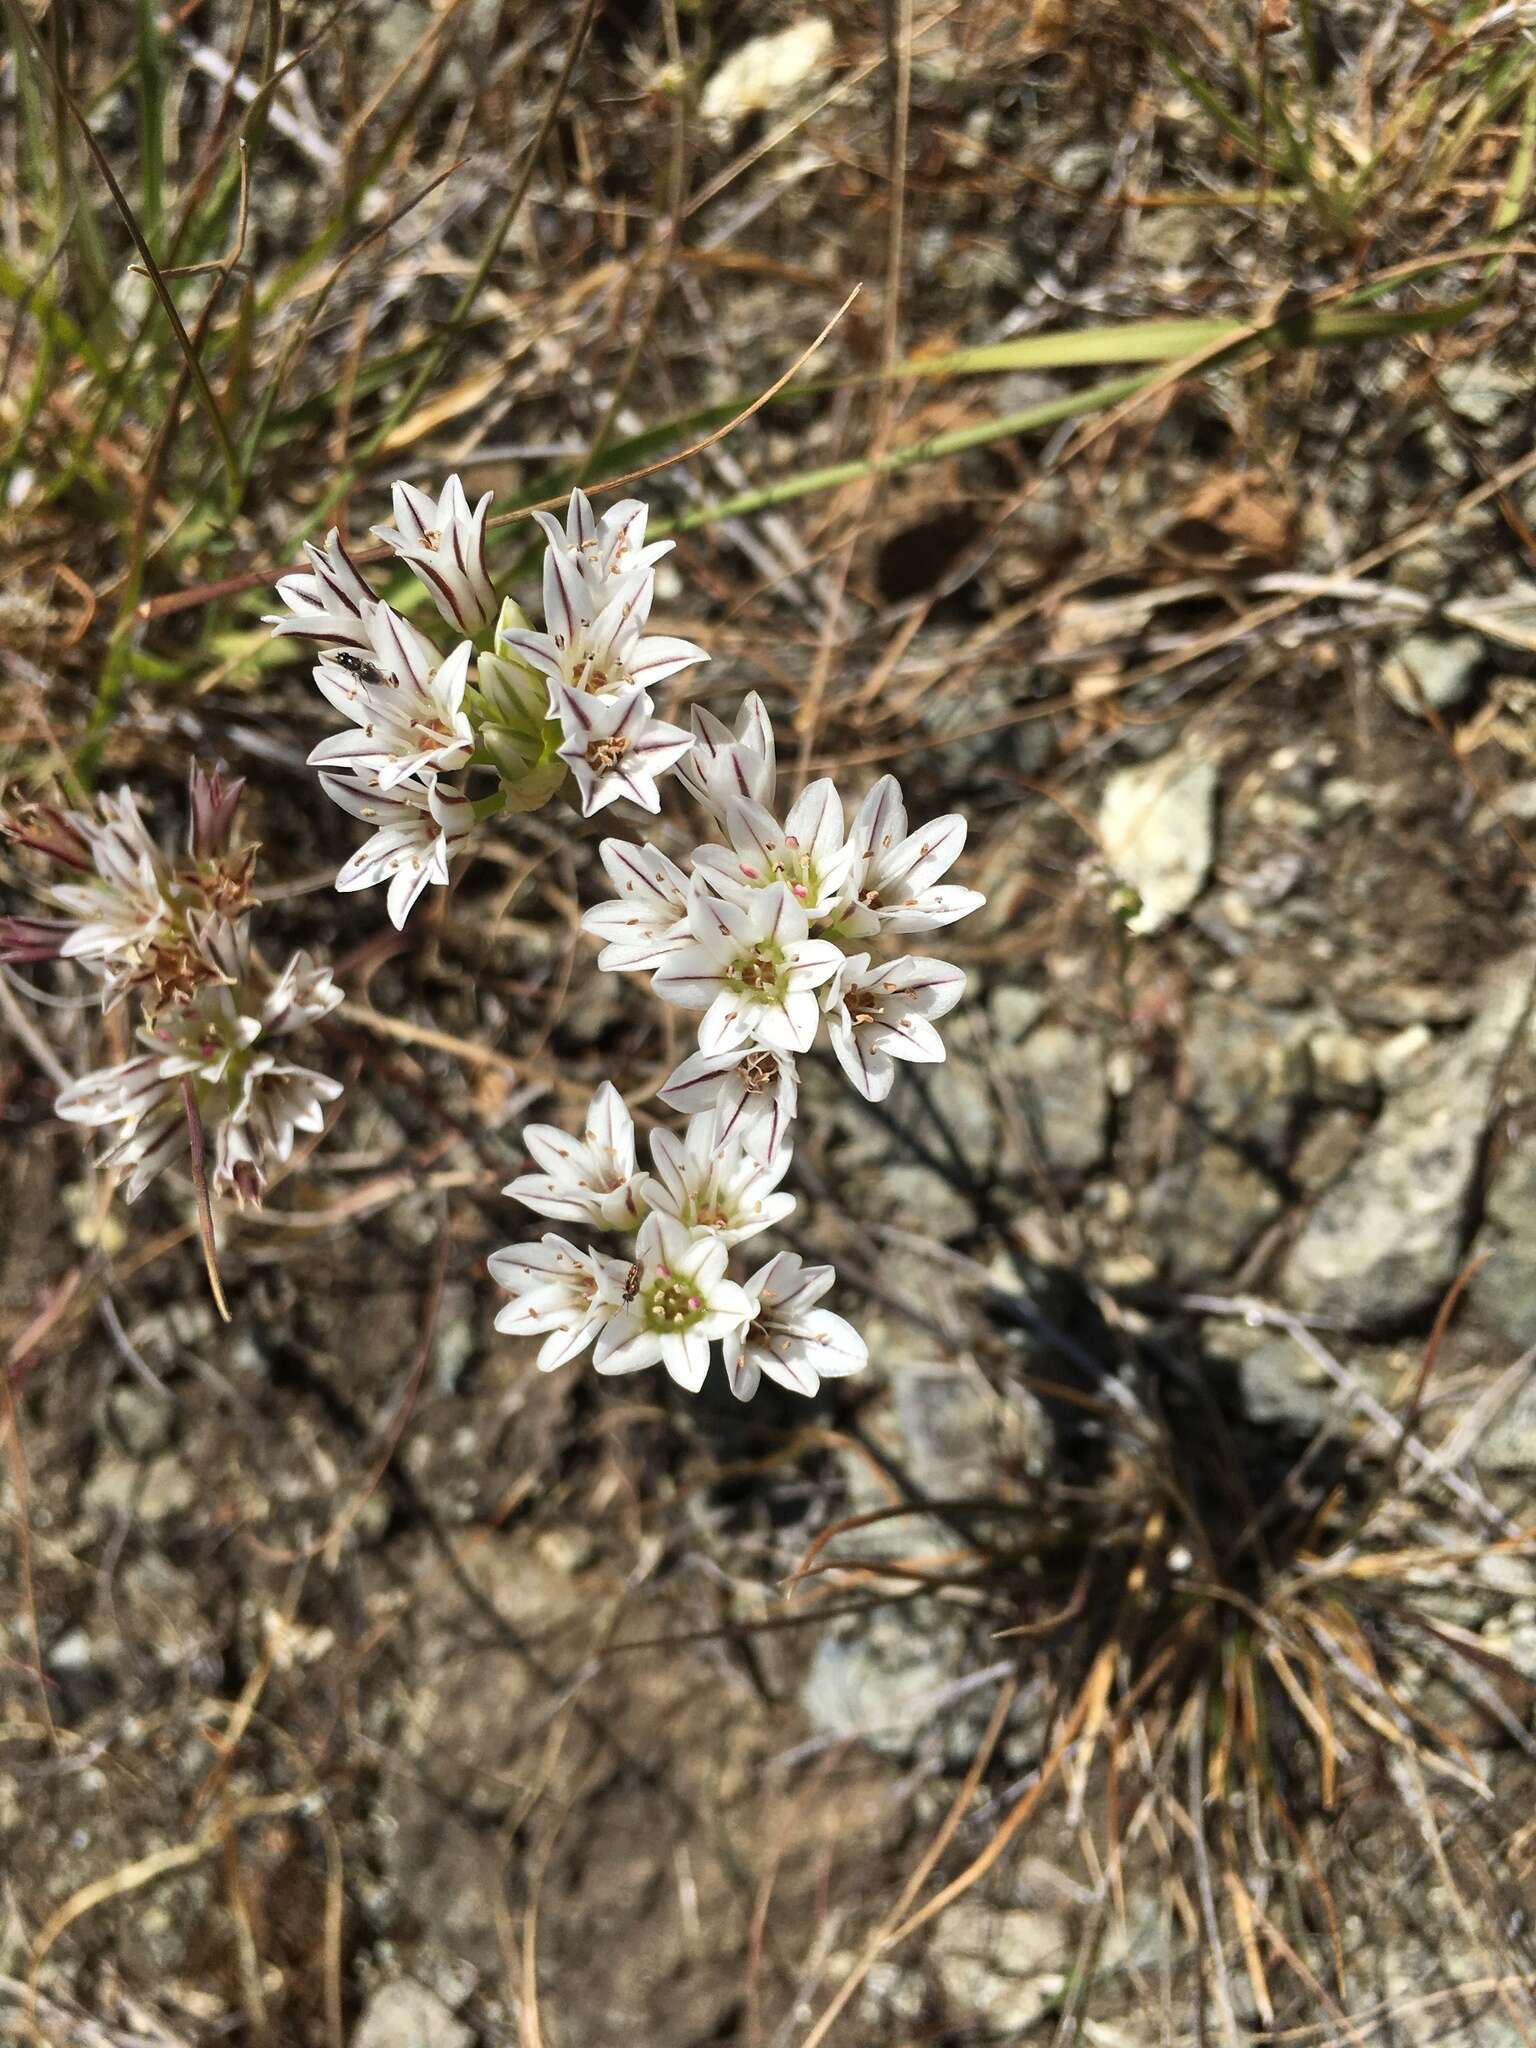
[587,702,980,1128]
[490,1082,866,1400]
[268,482,705,928]
[2,768,341,1205]
[268,480,985,1395]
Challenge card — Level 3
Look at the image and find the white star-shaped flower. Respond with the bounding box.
[488,1233,631,1372]
[674,692,776,823]
[266,529,379,649]
[639,1114,795,1246]
[321,769,475,930]
[499,558,707,707]
[822,951,966,1101]
[841,775,985,936]
[580,838,692,972]
[723,1252,867,1401]
[530,489,675,620]
[657,1044,798,1162]
[553,684,693,817]
[371,473,498,633]
[651,881,843,1054]
[503,1080,644,1230]
[308,603,474,790]
[591,1212,755,1391]
[691,778,858,920]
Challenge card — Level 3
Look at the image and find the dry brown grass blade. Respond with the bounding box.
[181,1077,231,1324]
[0,1369,55,1756]
[24,1791,314,2034]
[142,283,863,623]
[799,1670,1019,2048]
[1224,1868,1275,2028]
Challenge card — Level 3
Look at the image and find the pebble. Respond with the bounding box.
[1282,951,1536,1328]
[1099,752,1218,934]
[351,1981,472,2048]
[1382,631,1483,717]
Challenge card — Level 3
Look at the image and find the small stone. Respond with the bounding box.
[1382,632,1483,717]
[1006,1023,1109,1175]
[988,986,1048,1045]
[1237,1339,1331,1436]
[930,1898,1068,2026]
[1051,140,1111,190]
[1472,1145,1536,1348]
[48,1629,95,1673]
[1099,752,1218,934]
[1243,955,1313,1008]
[107,1386,174,1456]
[1375,1024,1436,1090]
[700,18,834,127]
[1282,951,1536,1328]
[801,1599,968,1757]
[351,1981,472,2048]
[1291,1110,1364,1194]
[1187,995,1309,1166]
[849,1162,977,1241]
[1308,1027,1377,1108]
[1439,362,1525,425]
[1141,1144,1282,1285]
[138,1455,198,1522]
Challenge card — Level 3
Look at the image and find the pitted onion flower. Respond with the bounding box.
[841,775,985,936]
[639,1113,795,1246]
[651,880,842,1054]
[723,1252,867,1401]
[503,1080,644,1230]
[308,604,474,789]
[579,838,692,972]
[674,692,776,823]
[656,1044,798,1162]
[529,488,675,621]
[488,1234,631,1371]
[822,951,966,1101]
[320,769,475,930]
[591,1212,754,1391]
[552,684,693,818]
[500,563,707,709]
[691,778,858,920]
[265,529,379,649]
[371,473,498,634]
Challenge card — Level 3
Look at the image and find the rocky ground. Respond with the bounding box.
[7,2,1536,2043]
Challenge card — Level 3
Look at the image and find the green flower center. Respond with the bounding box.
[643,1270,707,1331]
[728,944,785,999]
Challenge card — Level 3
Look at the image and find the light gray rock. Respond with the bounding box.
[351,1980,472,2048]
[1472,1146,1536,1348]
[929,1898,1069,2027]
[1383,631,1483,716]
[1142,1143,1282,1285]
[1099,752,1218,933]
[1187,996,1309,1165]
[801,1600,970,1758]
[847,1161,977,1242]
[988,985,1048,1045]
[1282,952,1536,1328]
[1051,140,1111,190]
[1308,1026,1377,1108]
[1007,1023,1109,1174]
[1236,1338,1331,1436]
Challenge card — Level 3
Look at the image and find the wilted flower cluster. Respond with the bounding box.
[263,478,986,1399]
[1,769,341,1205]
